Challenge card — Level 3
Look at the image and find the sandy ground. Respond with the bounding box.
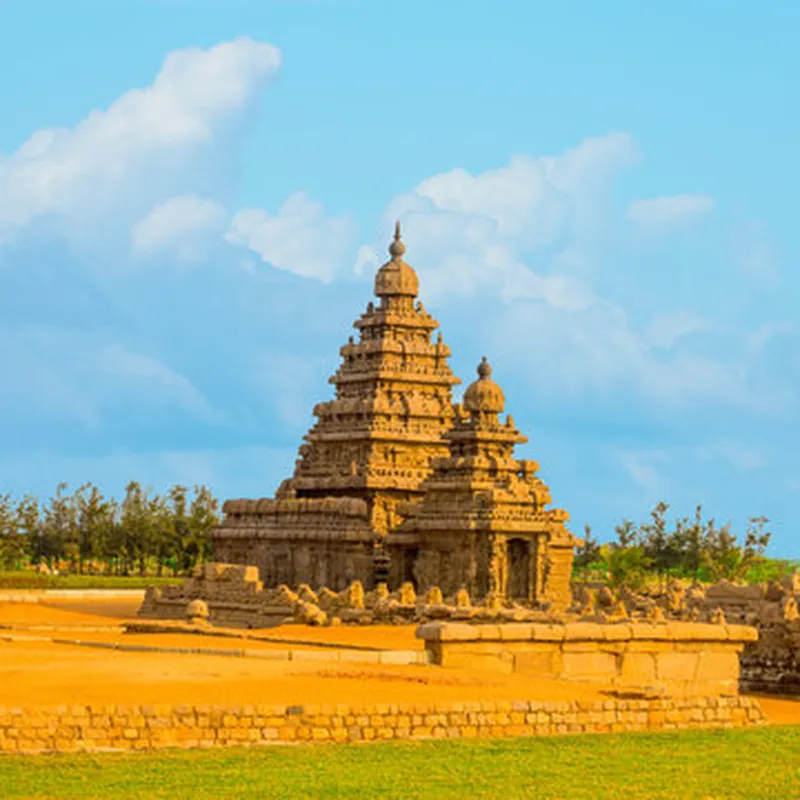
[0,640,605,709]
[752,695,800,726]
[0,597,422,650]
[1,596,798,723]
[0,598,140,627]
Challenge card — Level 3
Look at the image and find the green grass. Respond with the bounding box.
[0,571,183,590]
[1,727,798,799]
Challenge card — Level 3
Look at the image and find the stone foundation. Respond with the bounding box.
[417,621,758,698]
[0,695,764,754]
[139,564,294,629]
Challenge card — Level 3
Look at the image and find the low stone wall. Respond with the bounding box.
[571,573,800,696]
[417,621,758,698]
[0,696,764,754]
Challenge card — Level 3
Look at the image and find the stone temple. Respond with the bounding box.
[212,223,579,608]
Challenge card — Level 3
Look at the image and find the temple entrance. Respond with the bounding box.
[402,548,419,585]
[507,538,530,600]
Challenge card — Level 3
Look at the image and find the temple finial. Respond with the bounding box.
[388,220,406,260]
[477,356,492,379]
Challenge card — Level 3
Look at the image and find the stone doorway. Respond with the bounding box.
[507,538,530,600]
[402,548,419,585]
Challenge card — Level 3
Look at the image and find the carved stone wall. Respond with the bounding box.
[212,497,373,591]
[391,359,579,609]
[210,226,579,599]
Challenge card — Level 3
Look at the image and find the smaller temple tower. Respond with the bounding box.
[388,358,579,609]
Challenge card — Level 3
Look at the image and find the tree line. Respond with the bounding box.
[0,484,791,586]
[573,501,784,590]
[0,482,219,576]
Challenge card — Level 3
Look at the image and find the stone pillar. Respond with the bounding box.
[533,535,546,604]
[489,534,508,600]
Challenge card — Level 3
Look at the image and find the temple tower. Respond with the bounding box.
[389,358,578,608]
[281,223,461,539]
[212,229,579,598]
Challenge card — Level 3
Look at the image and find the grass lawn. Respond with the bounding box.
[1,727,798,799]
[0,572,182,590]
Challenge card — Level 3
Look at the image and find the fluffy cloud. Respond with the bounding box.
[413,133,638,243]
[0,327,216,430]
[360,138,792,419]
[131,195,228,262]
[0,38,281,251]
[374,133,638,305]
[616,449,669,492]
[227,193,356,282]
[627,194,714,228]
[1,37,794,554]
[731,221,781,286]
[645,311,710,350]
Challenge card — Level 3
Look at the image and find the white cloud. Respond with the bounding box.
[732,221,781,286]
[413,133,638,245]
[367,133,637,307]
[246,350,330,428]
[486,293,775,413]
[693,440,767,472]
[131,195,228,262]
[615,440,766,497]
[645,310,709,350]
[0,38,281,249]
[616,449,668,491]
[0,327,217,426]
[354,244,379,276]
[362,137,790,416]
[97,343,217,420]
[627,194,714,228]
[227,192,356,282]
[745,321,794,354]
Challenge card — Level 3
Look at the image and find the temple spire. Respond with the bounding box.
[388,220,406,260]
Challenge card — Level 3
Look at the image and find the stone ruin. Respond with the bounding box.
[417,619,758,700]
[210,224,580,609]
[143,562,626,632]
[139,562,583,630]
[141,561,791,637]
[140,563,293,629]
[570,572,800,695]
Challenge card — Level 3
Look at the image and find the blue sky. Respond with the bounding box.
[0,0,798,556]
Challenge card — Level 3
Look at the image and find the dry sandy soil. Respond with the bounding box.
[2,595,798,724]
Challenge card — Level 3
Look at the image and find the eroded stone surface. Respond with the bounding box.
[417,620,758,698]
[208,224,578,608]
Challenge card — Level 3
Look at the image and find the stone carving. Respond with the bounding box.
[399,581,416,605]
[211,224,461,591]
[202,224,578,606]
[426,586,444,605]
[185,599,209,627]
[391,358,580,609]
[347,580,365,610]
[456,588,471,609]
[375,582,389,601]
